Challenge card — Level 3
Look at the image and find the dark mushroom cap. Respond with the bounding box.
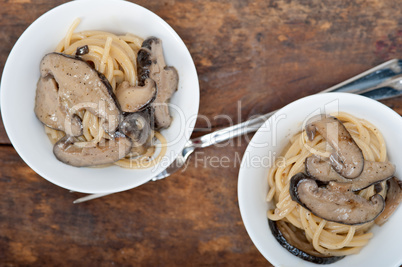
[305,115,364,179]
[375,177,402,225]
[119,110,153,155]
[268,219,345,264]
[53,133,132,167]
[75,45,89,56]
[37,53,121,135]
[137,37,178,129]
[289,172,385,225]
[305,156,395,191]
[115,78,157,113]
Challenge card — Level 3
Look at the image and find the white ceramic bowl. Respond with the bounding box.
[1,0,199,193]
[238,93,402,267]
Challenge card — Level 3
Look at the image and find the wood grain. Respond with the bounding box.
[0,0,401,266]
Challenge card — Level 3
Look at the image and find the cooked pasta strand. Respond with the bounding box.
[45,20,169,170]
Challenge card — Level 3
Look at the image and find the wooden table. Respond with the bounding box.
[0,0,401,266]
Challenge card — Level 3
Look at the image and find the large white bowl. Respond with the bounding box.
[238,93,402,267]
[1,0,199,193]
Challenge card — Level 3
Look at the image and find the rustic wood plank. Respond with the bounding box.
[0,114,10,144]
[0,142,269,266]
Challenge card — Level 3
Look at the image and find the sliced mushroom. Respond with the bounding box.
[35,76,82,136]
[290,172,385,225]
[115,78,156,113]
[137,37,178,129]
[75,45,89,56]
[306,115,364,179]
[268,219,344,264]
[119,110,153,155]
[38,53,121,135]
[53,133,132,167]
[375,177,402,226]
[305,156,395,191]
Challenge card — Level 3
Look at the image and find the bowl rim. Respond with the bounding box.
[238,92,402,266]
[0,0,200,193]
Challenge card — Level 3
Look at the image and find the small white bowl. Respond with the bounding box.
[0,0,199,193]
[238,93,402,267]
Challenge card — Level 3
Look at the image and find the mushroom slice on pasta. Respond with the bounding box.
[289,173,385,225]
[137,37,178,129]
[306,115,364,179]
[120,110,153,155]
[268,219,344,264]
[305,156,395,191]
[35,76,82,136]
[115,78,157,113]
[375,177,402,225]
[38,53,121,135]
[53,132,132,167]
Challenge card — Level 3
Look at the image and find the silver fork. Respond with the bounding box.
[73,59,402,203]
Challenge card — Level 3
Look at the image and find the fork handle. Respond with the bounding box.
[73,59,402,203]
[191,112,274,148]
[190,59,402,149]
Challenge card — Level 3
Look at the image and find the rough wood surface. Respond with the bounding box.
[0,0,401,266]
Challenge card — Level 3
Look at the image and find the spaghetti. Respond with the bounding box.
[266,112,389,257]
[44,18,167,168]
